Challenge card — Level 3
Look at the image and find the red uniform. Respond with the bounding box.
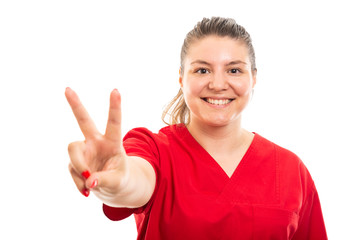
[103,124,327,239]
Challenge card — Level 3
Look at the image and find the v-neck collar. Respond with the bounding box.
[175,124,258,181]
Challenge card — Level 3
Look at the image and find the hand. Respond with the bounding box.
[65,88,129,198]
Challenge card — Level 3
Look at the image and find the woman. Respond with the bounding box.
[66,17,327,239]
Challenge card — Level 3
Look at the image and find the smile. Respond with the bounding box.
[202,98,234,105]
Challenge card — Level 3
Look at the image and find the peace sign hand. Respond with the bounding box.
[65,88,129,200]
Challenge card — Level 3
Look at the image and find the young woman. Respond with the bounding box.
[66,17,327,239]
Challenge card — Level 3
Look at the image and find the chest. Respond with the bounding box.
[148,144,300,239]
[210,146,248,178]
[202,132,254,178]
[153,200,299,240]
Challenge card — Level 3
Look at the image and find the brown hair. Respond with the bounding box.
[162,17,256,125]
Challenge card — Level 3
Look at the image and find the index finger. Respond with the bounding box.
[65,87,99,138]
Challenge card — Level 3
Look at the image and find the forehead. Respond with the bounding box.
[185,36,250,65]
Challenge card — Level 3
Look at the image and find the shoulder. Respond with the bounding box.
[254,133,315,188]
[123,124,179,142]
[124,124,188,142]
[123,124,186,154]
[254,133,303,166]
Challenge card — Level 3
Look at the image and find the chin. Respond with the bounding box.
[190,112,241,128]
[204,118,237,128]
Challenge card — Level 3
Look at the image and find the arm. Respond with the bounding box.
[292,187,328,240]
[66,88,156,208]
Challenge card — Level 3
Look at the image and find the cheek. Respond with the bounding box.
[183,79,206,96]
[231,79,252,96]
[181,82,198,108]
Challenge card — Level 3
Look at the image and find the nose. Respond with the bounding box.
[209,72,229,91]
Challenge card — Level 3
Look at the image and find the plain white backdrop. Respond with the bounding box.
[1,0,359,239]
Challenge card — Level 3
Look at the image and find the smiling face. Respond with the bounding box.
[180,35,257,129]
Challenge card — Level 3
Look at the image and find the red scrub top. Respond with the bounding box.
[103,124,327,240]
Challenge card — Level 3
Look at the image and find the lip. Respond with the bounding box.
[201,97,235,107]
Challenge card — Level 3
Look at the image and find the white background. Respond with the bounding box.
[1,0,359,239]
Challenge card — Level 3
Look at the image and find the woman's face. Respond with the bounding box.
[180,35,256,128]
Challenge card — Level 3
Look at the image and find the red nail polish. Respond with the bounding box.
[90,179,98,189]
[81,189,90,197]
[82,170,91,179]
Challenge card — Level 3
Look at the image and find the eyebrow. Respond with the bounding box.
[226,60,247,66]
[190,60,211,66]
[190,60,247,66]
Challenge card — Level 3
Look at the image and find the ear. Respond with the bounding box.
[251,68,257,88]
[179,67,183,88]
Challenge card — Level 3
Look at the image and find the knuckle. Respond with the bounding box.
[67,141,82,153]
[77,116,88,125]
[68,163,73,172]
[67,142,76,152]
[68,163,78,177]
[74,179,84,192]
[108,117,121,126]
[92,133,102,142]
[68,166,84,190]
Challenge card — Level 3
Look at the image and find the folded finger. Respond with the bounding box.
[67,141,91,179]
[68,163,89,197]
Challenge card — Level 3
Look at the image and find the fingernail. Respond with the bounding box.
[90,179,98,189]
[81,189,90,197]
[65,87,72,93]
[82,170,91,179]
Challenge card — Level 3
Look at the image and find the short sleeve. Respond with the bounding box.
[103,127,160,221]
[276,143,328,239]
[122,127,160,165]
[292,184,328,239]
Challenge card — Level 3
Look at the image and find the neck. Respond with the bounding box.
[187,118,247,153]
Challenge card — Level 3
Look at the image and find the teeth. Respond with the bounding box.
[205,98,231,105]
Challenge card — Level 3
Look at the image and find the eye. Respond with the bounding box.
[229,68,242,74]
[195,68,210,74]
